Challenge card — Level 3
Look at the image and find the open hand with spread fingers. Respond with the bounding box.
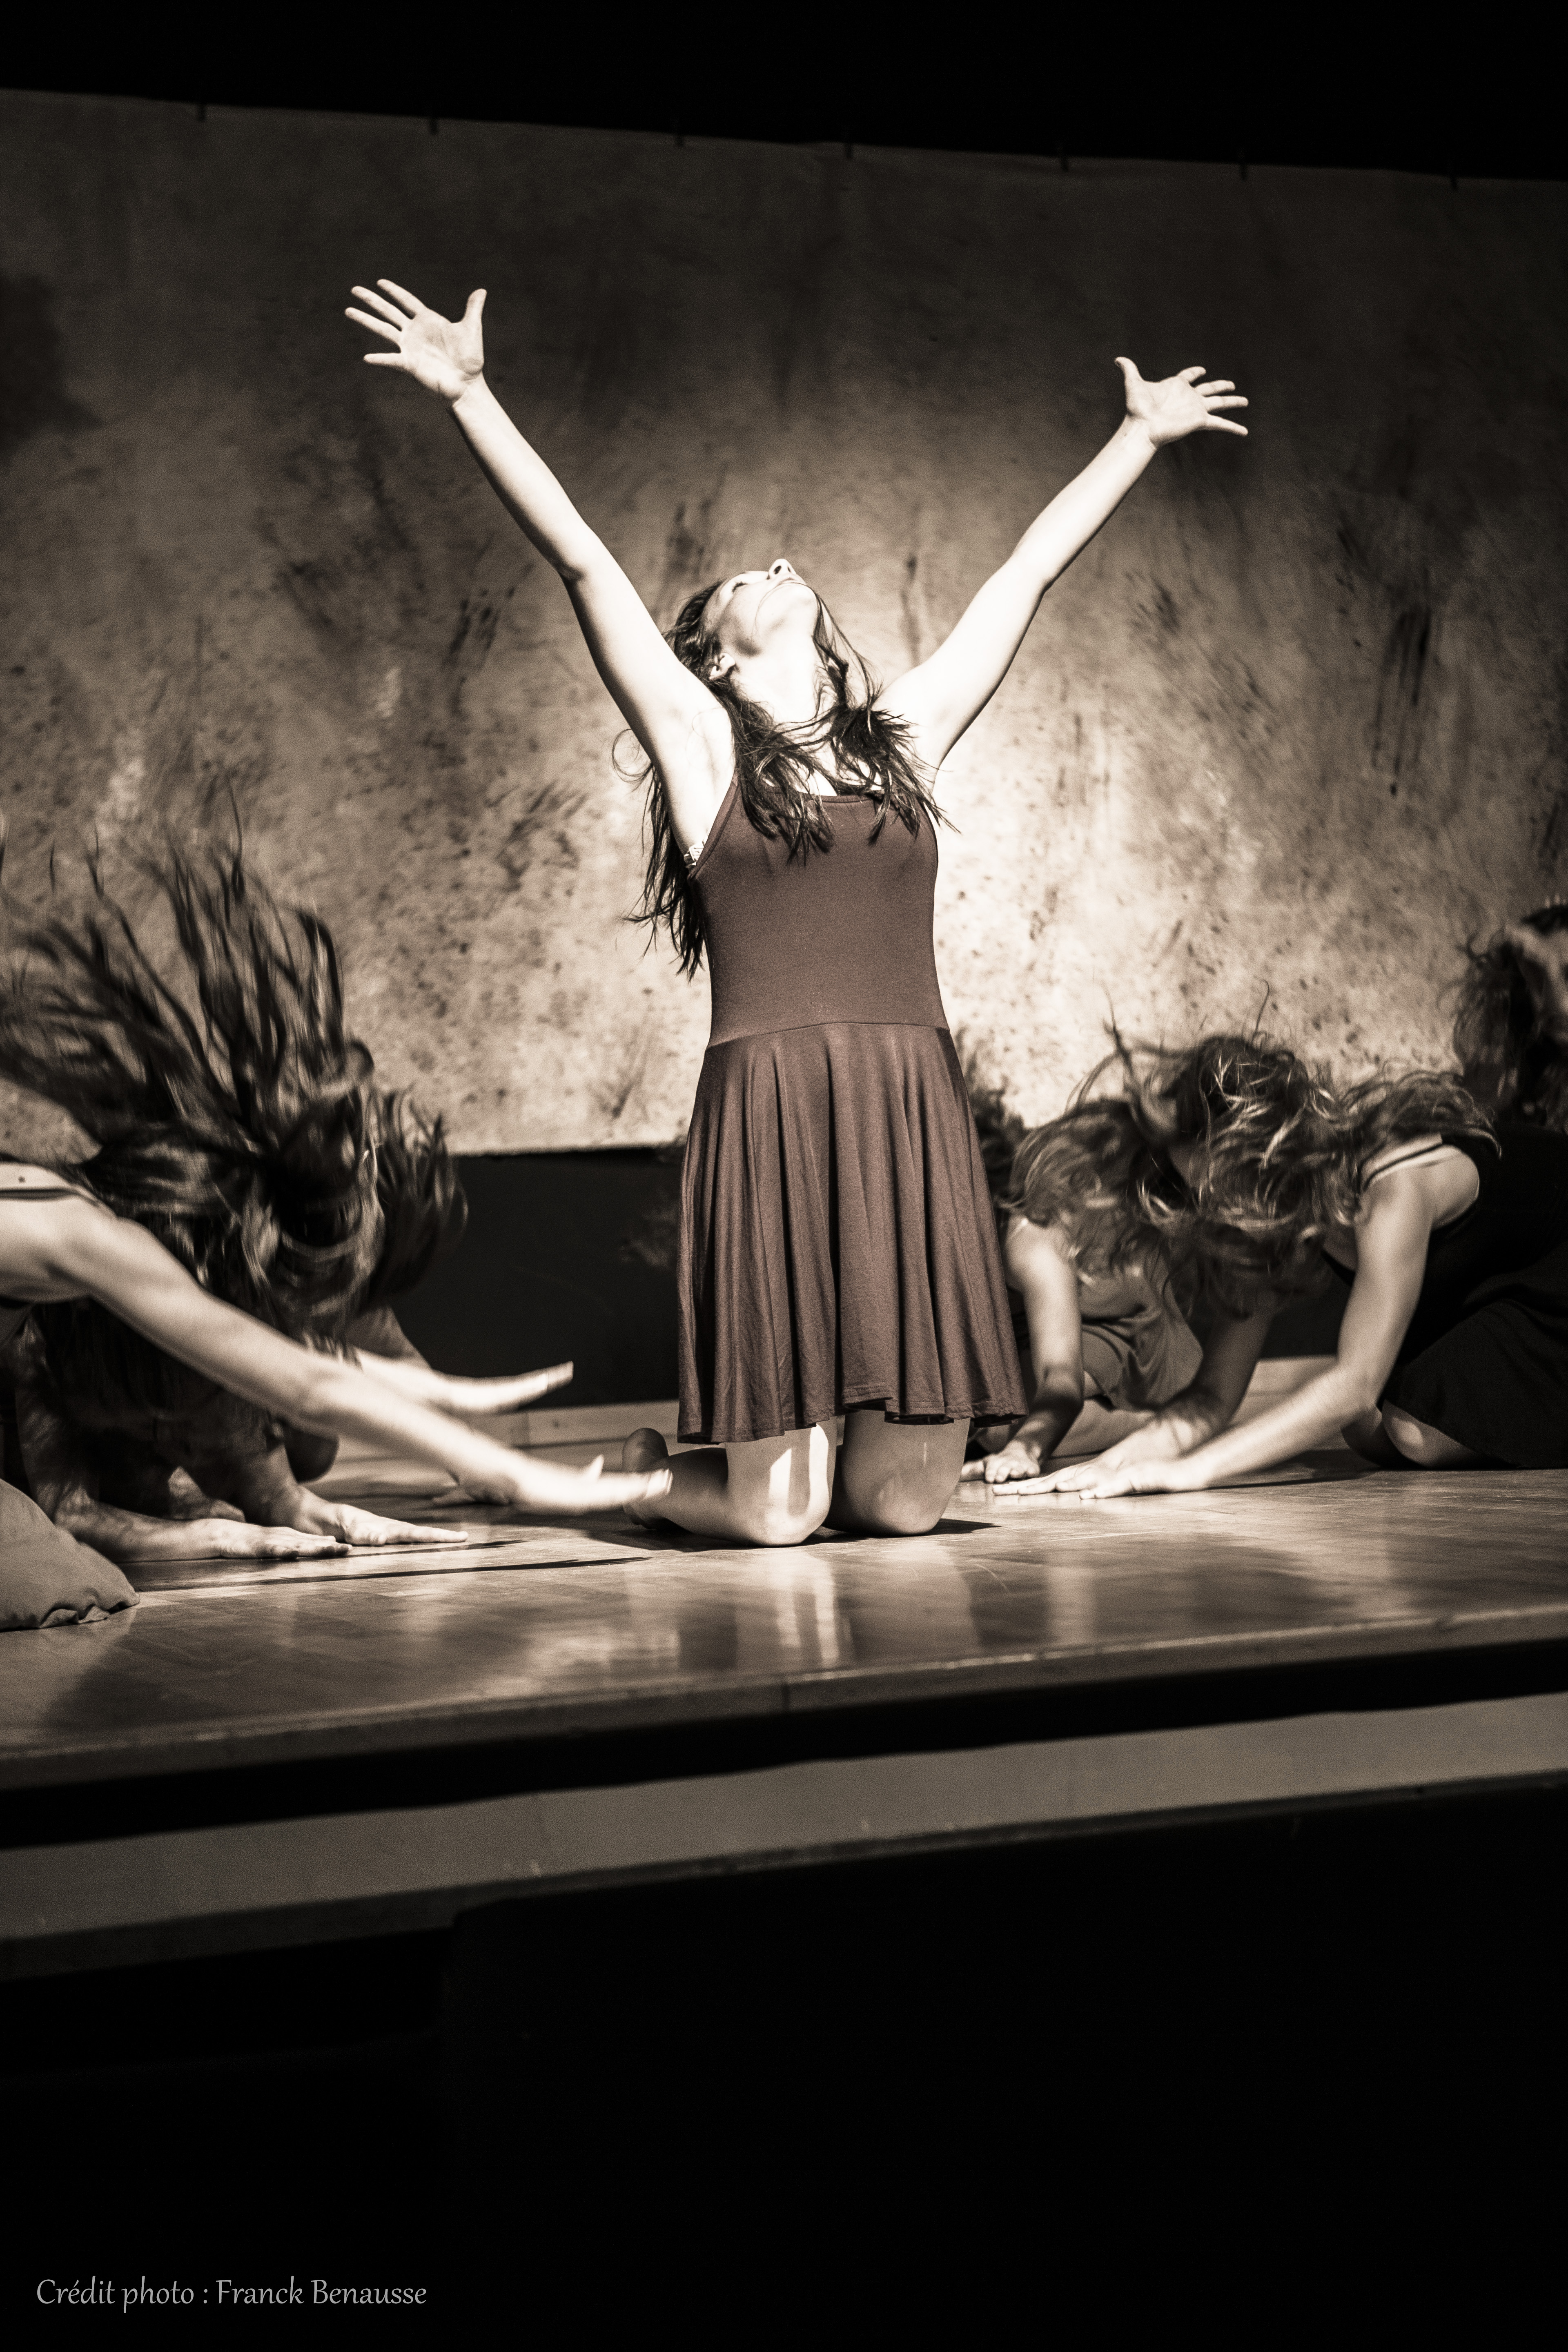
[346,280,487,405]
[1118,360,1249,447]
[997,1452,1208,1500]
[990,1418,1205,1500]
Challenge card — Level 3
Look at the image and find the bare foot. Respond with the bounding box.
[622,1428,672,1525]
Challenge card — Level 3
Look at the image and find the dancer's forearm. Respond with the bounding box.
[46,1206,660,1512]
[1009,417,1158,592]
[448,379,606,579]
[1168,1364,1374,1486]
[350,1350,572,1418]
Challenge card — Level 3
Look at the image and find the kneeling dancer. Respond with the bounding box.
[0,846,667,1609]
[347,274,1247,1539]
[1026,1035,1568,1498]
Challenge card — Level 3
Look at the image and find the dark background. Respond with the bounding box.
[7,30,1561,183]
[396,1150,685,1404]
[395,1152,1344,1401]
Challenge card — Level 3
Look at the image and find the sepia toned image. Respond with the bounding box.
[2,33,1564,2326]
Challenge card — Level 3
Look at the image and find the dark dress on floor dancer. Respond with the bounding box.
[1325,1124,1568,1467]
[677,781,1027,1447]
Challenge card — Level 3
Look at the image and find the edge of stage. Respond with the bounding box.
[4,1369,1568,1985]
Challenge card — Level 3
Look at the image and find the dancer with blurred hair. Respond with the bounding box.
[0,844,667,1616]
[1014,1033,1568,1498]
[347,273,1247,1541]
[1452,902,1568,1131]
[959,1098,1202,1483]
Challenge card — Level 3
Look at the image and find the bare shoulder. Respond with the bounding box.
[1359,1138,1479,1228]
[1004,1215,1076,1283]
[0,1183,116,1301]
[656,702,736,851]
[871,676,945,779]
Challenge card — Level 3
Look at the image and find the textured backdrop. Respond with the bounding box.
[2,92,1565,1154]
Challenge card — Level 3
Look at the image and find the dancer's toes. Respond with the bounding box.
[622,1428,671,1525]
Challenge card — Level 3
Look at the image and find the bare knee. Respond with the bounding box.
[730,1496,830,1547]
[1381,1402,1464,1467]
[1343,1408,1401,1466]
[857,1501,946,1537]
[833,1471,950,1538]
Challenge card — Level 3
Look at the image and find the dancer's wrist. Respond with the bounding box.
[448,372,492,418]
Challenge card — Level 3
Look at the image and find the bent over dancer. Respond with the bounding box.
[348,276,1246,1542]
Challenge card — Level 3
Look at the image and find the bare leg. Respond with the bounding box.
[1381,1403,1490,1468]
[827,1411,971,1537]
[622,1425,834,1546]
[1342,1408,1406,1466]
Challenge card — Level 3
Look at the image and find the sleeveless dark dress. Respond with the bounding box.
[677,782,1026,1446]
[1325,1124,1568,1466]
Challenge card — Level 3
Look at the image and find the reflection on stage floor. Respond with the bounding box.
[4,1445,1567,1790]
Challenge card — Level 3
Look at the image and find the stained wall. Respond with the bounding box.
[2,92,1564,1153]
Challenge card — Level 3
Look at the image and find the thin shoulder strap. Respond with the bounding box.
[1360,1139,1451,1186]
[0,1165,94,1201]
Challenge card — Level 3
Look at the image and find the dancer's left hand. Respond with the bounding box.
[1117,360,1249,447]
[993,1449,1208,1499]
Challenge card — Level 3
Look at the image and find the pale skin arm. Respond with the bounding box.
[960,1221,1085,1481]
[348,1351,574,1417]
[0,1192,669,1528]
[1022,1176,1441,1499]
[880,363,1248,769]
[998,1308,1274,1497]
[346,285,1247,829]
[345,281,731,851]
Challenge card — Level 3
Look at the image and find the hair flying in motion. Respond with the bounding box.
[629,586,947,976]
[0,842,394,1434]
[1008,1098,1169,1279]
[359,1088,468,1314]
[1451,902,1568,1131]
[1103,1029,1491,1315]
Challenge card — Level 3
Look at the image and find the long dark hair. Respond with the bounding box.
[1109,1030,1491,1315]
[1451,902,1568,1131]
[359,1088,468,1313]
[0,844,389,1433]
[960,1047,1027,1229]
[1009,1099,1169,1278]
[629,582,947,976]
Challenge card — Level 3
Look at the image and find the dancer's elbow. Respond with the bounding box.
[286,1356,357,1437]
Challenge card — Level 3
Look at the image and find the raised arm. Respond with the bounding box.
[2,1194,669,1517]
[881,362,1248,773]
[345,280,730,846]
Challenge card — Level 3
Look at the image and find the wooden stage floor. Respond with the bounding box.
[4,1429,1568,1982]
[4,1449,1568,1788]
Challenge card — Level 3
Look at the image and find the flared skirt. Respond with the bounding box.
[677,1022,1027,1446]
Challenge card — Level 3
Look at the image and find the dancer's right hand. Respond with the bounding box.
[959,1439,1043,1484]
[997,1419,1187,1497]
[352,1355,576,1417]
[347,280,487,405]
[464,1452,674,1517]
[110,1519,351,1563]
